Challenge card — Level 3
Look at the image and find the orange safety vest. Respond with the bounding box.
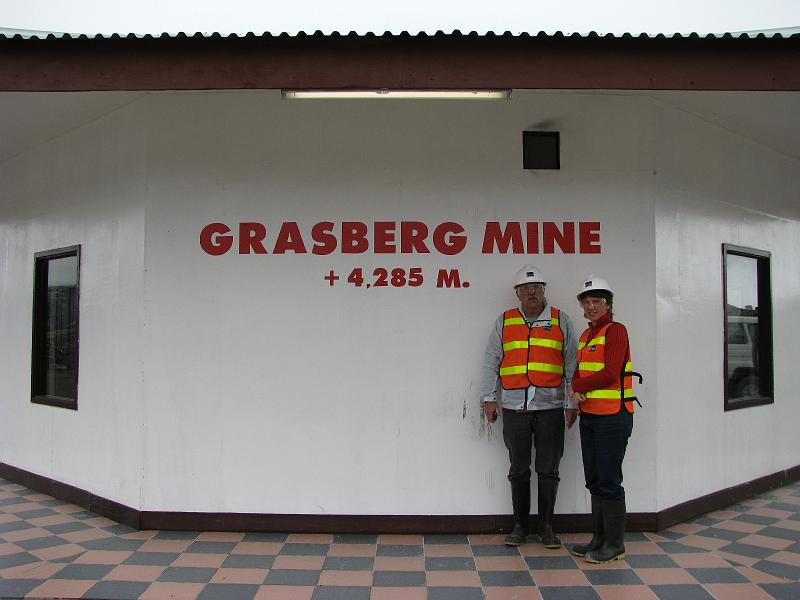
[499,307,565,390]
[576,322,634,414]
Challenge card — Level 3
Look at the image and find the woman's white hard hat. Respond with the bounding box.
[514,265,546,288]
[577,275,614,299]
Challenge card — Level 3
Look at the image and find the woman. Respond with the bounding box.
[569,275,634,564]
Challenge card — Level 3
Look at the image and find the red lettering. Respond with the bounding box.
[400,221,430,253]
[526,222,539,254]
[238,222,268,254]
[273,221,307,254]
[433,222,467,256]
[481,222,524,254]
[200,223,234,256]
[542,222,575,254]
[579,222,601,254]
[311,222,337,255]
[373,221,396,254]
[342,221,369,254]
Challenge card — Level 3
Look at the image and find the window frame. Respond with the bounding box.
[722,243,773,411]
[31,245,81,410]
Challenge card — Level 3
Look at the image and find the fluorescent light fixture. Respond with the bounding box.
[282,89,511,100]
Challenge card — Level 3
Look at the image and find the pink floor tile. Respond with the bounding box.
[369,588,426,600]
[328,543,376,557]
[531,570,591,586]
[665,522,705,535]
[469,534,508,545]
[272,555,326,570]
[474,555,528,571]
[677,534,730,550]
[715,551,760,567]
[231,541,284,555]
[317,570,373,586]
[1,527,51,542]
[138,539,193,553]
[622,541,665,555]
[708,510,741,520]
[373,556,425,570]
[773,519,800,531]
[769,550,800,567]
[210,567,270,584]
[519,544,570,557]
[196,531,246,542]
[72,549,133,565]
[254,585,314,600]
[703,583,776,599]
[1,562,64,580]
[140,582,206,600]
[28,513,75,527]
[4,502,40,513]
[577,558,630,570]
[26,579,96,599]
[714,520,765,534]
[734,566,792,584]
[596,585,659,599]
[30,543,87,561]
[59,528,114,543]
[83,516,118,527]
[0,514,20,523]
[748,507,793,519]
[0,542,23,556]
[52,503,85,514]
[103,564,167,582]
[171,553,227,568]
[286,533,333,544]
[121,530,159,540]
[484,588,543,600]
[670,552,731,568]
[426,570,482,586]
[737,533,794,550]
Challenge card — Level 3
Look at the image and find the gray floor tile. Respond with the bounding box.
[372,570,426,586]
[765,502,800,513]
[0,579,45,598]
[222,554,276,568]
[656,541,709,554]
[624,554,679,568]
[539,588,601,600]
[0,497,28,506]
[103,523,138,535]
[331,534,378,544]
[322,556,374,570]
[15,509,56,519]
[427,587,485,600]
[753,559,800,581]
[153,530,200,540]
[265,569,320,585]
[55,564,116,580]
[584,568,643,585]
[186,540,238,553]
[45,521,94,534]
[82,537,146,551]
[0,552,41,569]
[526,555,579,570]
[280,543,330,556]
[243,532,287,542]
[761,582,800,599]
[82,580,151,599]
[157,566,218,583]
[123,551,181,566]
[0,520,30,533]
[623,532,649,541]
[694,527,747,541]
[17,535,70,550]
[653,529,686,540]
[686,567,749,583]
[424,534,470,545]
[312,586,371,600]
[691,517,721,527]
[758,526,800,542]
[471,544,520,556]
[719,542,776,559]
[734,513,780,526]
[197,583,261,600]
[376,544,423,556]
[650,584,716,599]
[478,570,534,586]
[425,556,475,570]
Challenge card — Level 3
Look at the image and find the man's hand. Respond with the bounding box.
[483,400,499,423]
[565,408,578,429]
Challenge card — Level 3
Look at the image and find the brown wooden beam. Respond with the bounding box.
[0,33,799,92]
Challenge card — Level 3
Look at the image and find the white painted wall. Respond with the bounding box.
[0,94,148,507]
[652,95,800,510]
[1,88,797,518]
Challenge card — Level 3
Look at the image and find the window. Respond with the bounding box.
[31,245,80,409]
[722,244,773,410]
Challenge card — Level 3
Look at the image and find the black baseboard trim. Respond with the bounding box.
[1,462,797,533]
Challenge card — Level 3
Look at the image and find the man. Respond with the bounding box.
[482,265,578,547]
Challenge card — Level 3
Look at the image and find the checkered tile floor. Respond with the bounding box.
[1,479,799,599]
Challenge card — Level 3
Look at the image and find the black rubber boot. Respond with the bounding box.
[504,482,530,546]
[537,481,561,548]
[571,495,604,557]
[584,498,626,563]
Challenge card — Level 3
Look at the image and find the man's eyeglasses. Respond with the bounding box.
[517,283,545,294]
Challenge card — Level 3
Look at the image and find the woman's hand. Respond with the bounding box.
[571,391,587,405]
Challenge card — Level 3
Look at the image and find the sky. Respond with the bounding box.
[2,0,799,36]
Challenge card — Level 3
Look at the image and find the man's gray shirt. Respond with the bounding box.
[481,299,578,411]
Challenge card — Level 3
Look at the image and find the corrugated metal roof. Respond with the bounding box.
[1,29,798,40]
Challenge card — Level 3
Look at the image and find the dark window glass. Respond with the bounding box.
[31,246,80,409]
[723,244,772,410]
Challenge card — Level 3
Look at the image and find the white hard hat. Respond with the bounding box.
[513,264,546,288]
[577,275,614,299]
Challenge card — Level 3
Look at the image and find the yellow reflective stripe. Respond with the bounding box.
[588,336,605,346]
[502,341,529,352]
[551,317,560,326]
[504,317,526,326]
[528,362,564,374]
[529,338,563,350]
[624,361,633,370]
[586,389,634,399]
[577,342,586,350]
[500,365,528,376]
[579,362,604,371]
